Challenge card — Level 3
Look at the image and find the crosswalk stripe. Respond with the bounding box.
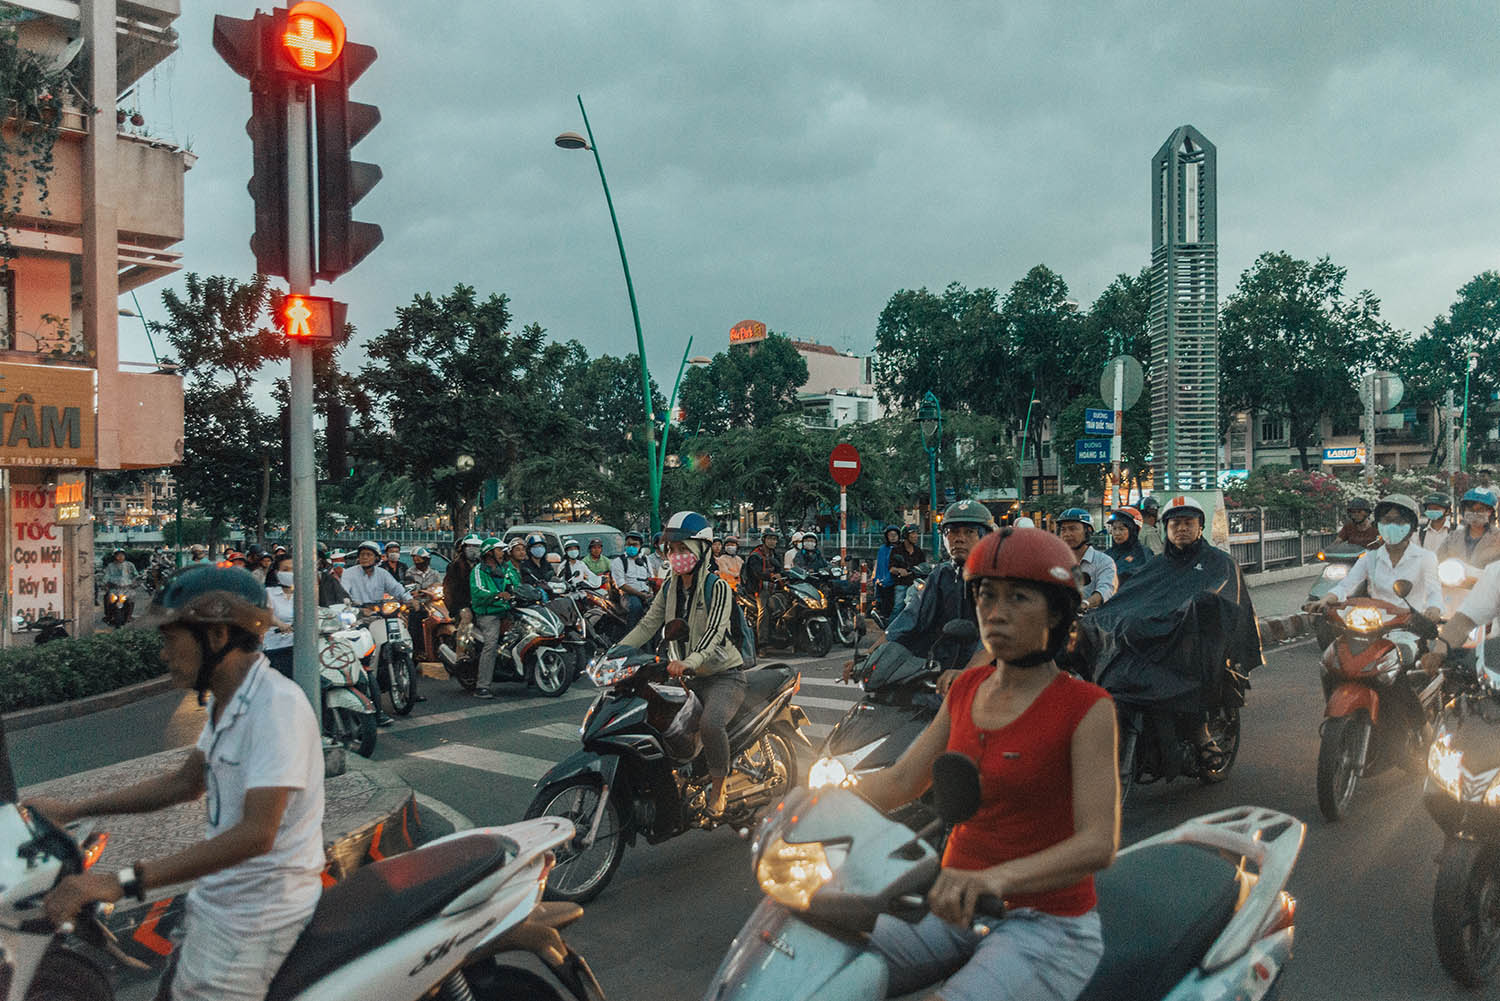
[396,688,594,733]
[795,695,860,711]
[522,722,585,743]
[797,676,860,690]
[408,744,556,781]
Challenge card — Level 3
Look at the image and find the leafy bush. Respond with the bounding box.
[0,628,166,714]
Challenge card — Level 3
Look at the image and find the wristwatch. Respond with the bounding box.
[116,865,146,902]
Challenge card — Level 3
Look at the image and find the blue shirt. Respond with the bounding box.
[875,543,894,586]
[340,565,411,606]
[1077,546,1118,604]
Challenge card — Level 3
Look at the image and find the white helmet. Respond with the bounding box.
[1161,495,1207,525]
[356,540,382,557]
[664,510,715,545]
[1014,516,1035,529]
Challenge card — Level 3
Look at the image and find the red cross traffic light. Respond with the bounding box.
[280,2,345,75]
[281,295,345,342]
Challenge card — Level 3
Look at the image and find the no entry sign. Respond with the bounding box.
[829,443,861,486]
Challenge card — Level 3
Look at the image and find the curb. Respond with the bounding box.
[1244,563,1324,586]
[102,755,432,975]
[1257,611,1316,648]
[2,675,175,732]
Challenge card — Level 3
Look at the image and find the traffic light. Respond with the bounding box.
[280,294,345,342]
[212,12,289,279]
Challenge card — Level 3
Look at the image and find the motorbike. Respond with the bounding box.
[806,564,859,647]
[524,619,812,903]
[736,568,834,657]
[869,561,932,631]
[319,604,379,757]
[1424,634,1500,988]
[103,586,133,628]
[2,803,605,1001]
[566,581,631,654]
[12,614,69,644]
[501,585,577,697]
[808,620,977,842]
[1114,693,1240,806]
[357,599,417,717]
[1306,542,1370,603]
[1314,587,1443,821]
[704,753,1305,1001]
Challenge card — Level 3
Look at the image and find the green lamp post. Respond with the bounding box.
[917,392,943,555]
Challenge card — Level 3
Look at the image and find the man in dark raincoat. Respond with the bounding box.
[1070,495,1261,714]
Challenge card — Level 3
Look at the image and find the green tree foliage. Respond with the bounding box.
[678,333,809,436]
[1052,394,1151,495]
[360,285,575,532]
[873,284,1003,412]
[152,274,295,546]
[1400,271,1500,463]
[1219,252,1399,469]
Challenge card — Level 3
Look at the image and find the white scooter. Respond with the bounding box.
[319,605,379,757]
[705,753,1304,1001]
[355,598,417,716]
[0,803,605,1001]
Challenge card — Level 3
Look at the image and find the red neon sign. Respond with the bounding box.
[282,2,346,74]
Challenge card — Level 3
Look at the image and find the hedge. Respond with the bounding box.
[0,628,167,714]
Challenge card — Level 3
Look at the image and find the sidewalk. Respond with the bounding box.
[20,747,458,973]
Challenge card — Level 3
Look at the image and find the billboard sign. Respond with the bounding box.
[730,319,767,345]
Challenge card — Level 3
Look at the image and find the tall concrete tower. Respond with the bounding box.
[1149,125,1219,492]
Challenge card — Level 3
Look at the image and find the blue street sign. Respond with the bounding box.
[1084,408,1116,435]
[1075,439,1111,464]
[943,486,956,503]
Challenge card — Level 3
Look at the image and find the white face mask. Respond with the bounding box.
[1465,510,1491,529]
[725,545,738,555]
[277,570,294,588]
[565,548,580,560]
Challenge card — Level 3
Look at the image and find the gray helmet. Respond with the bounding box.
[1374,493,1419,528]
[942,499,995,534]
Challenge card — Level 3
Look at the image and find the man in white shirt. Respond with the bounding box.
[1315,494,1442,619]
[1423,558,1500,674]
[1056,508,1117,609]
[559,539,602,589]
[1419,492,1452,554]
[31,567,324,1001]
[611,531,653,627]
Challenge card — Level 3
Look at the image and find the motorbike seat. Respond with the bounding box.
[741,664,794,708]
[264,833,513,1001]
[1076,842,1241,1001]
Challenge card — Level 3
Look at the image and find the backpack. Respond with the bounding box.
[702,572,756,670]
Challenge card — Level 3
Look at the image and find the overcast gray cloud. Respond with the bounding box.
[123,1,1500,388]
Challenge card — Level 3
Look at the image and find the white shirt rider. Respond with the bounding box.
[559,547,602,589]
[1329,539,1442,613]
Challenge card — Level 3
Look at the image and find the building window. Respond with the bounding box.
[0,269,13,349]
[1258,415,1286,445]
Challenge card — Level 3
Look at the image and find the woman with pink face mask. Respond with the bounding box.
[616,510,745,815]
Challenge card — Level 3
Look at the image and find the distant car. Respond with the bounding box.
[503,523,626,559]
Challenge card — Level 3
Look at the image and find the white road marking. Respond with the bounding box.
[794,695,862,711]
[409,744,557,781]
[522,722,585,743]
[797,676,860,689]
[396,688,593,733]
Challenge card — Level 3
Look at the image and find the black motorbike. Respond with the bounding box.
[1424,635,1500,988]
[14,614,69,644]
[870,561,934,630]
[806,565,859,647]
[809,620,977,841]
[736,568,835,657]
[524,619,812,903]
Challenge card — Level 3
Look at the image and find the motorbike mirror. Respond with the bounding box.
[930,752,982,825]
[662,618,690,643]
[941,620,979,642]
[1393,579,1413,599]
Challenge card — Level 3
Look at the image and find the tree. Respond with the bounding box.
[1052,393,1151,495]
[678,333,809,436]
[360,285,577,532]
[1219,252,1399,469]
[1400,272,1500,464]
[152,273,293,546]
[872,283,1002,411]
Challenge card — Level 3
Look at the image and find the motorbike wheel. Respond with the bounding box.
[1434,838,1500,988]
[1197,706,1241,784]
[835,608,858,647]
[524,778,624,903]
[463,961,568,1001]
[763,724,801,790]
[798,618,833,658]
[384,649,414,716]
[1316,713,1367,822]
[23,947,113,1001]
[532,647,573,697]
[326,705,377,758]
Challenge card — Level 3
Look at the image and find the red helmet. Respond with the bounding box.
[965,527,1079,588]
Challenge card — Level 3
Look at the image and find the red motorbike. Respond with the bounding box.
[1316,592,1443,821]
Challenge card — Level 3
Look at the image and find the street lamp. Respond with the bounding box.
[917,391,942,555]
[555,97,661,536]
[1462,351,1480,470]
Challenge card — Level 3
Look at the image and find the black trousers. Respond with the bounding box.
[688,670,747,778]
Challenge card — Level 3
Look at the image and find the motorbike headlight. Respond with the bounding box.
[1341,605,1388,633]
[381,600,401,615]
[1321,564,1349,582]
[1429,736,1465,799]
[431,586,444,599]
[1440,559,1467,588]
[757,837,836,911]
[586,657,638,688]
[338,608,358,628]
[807,757,853,789]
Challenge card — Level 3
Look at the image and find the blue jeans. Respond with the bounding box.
[621,594,645,629]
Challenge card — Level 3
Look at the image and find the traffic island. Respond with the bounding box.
[19,746,456,976]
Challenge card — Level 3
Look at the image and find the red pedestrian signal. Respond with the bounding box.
[281,294,345,342]
[280,2,345,75]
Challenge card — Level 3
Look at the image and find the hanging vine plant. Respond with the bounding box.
[0,14,77,261]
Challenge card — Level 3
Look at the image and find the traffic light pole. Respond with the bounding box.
[286,84,321,718]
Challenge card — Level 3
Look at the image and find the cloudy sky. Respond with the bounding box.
[124,1,1500,388]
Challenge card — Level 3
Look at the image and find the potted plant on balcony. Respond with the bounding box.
[0,14,74,259]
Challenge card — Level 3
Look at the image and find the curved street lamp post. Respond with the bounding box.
[917,392,943,556]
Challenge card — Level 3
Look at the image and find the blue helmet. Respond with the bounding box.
[1461,487,1498,512]
[664,510,714,544]
[1057,507,1093,529]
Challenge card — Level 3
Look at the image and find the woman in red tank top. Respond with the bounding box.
[858,527,1119,1001]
